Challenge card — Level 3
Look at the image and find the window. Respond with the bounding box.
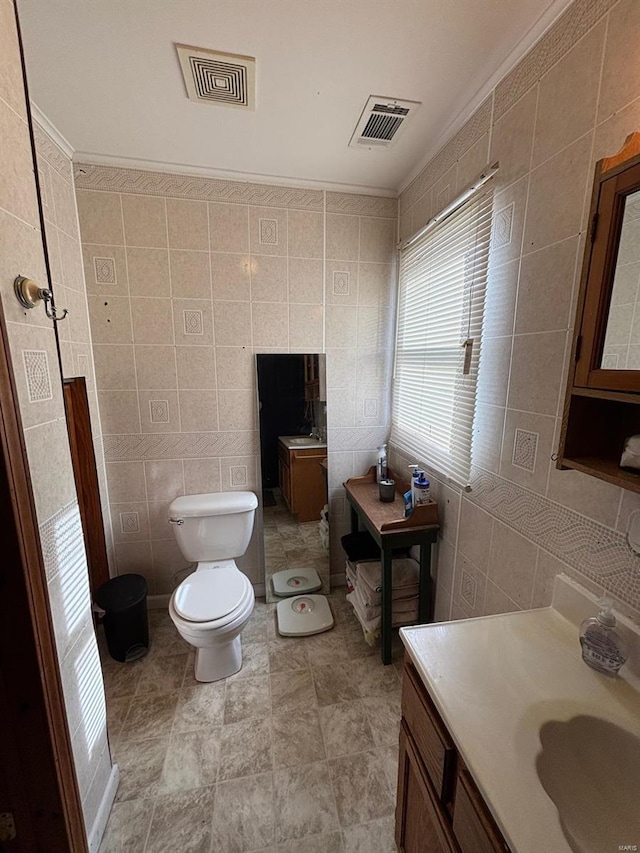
[391,178,494,487]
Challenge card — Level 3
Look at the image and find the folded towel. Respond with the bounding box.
[354,584,418,619]
[357,558,420,595]
[347,590,417,633]
[345,560,358,592]
[356,576,419,608]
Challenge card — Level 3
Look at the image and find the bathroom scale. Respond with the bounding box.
[271,566,322,597]
[276,594,334,636]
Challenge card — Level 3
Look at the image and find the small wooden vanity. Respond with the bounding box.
[278,438,327,522]
[396,659,510,853]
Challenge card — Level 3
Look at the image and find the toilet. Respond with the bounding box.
[168,491,258,682]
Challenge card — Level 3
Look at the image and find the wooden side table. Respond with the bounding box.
[343,467,440,665]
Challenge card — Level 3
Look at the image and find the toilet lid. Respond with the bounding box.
[174,567,247,622]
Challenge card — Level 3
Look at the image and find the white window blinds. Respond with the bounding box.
[391,184,494,488]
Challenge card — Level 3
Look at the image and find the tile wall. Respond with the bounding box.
[0,0,112,843]
[394,0,640,622]
[72,166,397,594]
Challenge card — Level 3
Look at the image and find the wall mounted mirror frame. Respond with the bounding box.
[558,133,640,493]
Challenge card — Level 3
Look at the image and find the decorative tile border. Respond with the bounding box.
[326,192,398,218]
[467,467,640,613]
[33,122,72,180]
[23,349,53,402]
[494,0,616,120]
[74,163,325,210]
[39,500,86,582]
[327,426,389,451]
[103,430,259,461]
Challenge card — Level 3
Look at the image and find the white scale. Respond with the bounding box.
[271,567,334,636]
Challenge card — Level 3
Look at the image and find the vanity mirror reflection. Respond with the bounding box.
[256,354,329,603]
[558,132,640,492]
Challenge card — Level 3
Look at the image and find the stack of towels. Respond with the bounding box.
[345,556,420,643]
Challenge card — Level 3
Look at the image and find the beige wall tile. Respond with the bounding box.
[483,259,518,338]
[152,539,188,594]
[287,209,323,258]
[327,389,355,427]
[507,330,567,416]
[326,261,358,306]
[598,0,640,123]
[438,484,460,546]
[326,348,357,390]
[110,501,150,543]
[59,231,86,292]
[24,419,76,521]
[127,247,171,297]
[289,304,323,351]
[106,461,147,502]
[453,553,486,618]
[144,459,185,501]
[472,403,505,475]
[147,500,174,540]
[359,218,395,263]
[176,345,216,389]
[0,99,40,227]
[249,206,287,257]
[532,550,567,609]
[138,389,180,433]
[533,22,604,167]
[213,302,252,347]
[82,244,129,296]
[122,195,167,248]
[457,499,493,571]
[0,0,27,118]
[216,347,255,390]
[88,295,133,344]
[76,190,123,245]
[487,520,537,608]
[515,237,578,334]
[211,253,250,301]
[98,389,141,433]
[356,347,392,390]
[252,302,288,348]
[490,176,528,265]
[49,167,78,238]
[135,345,177,389]
[616,488,640,534]
[217,389,255,431]
[476,336,512,408]
[326,213,359,261]
[183,458,222,495]
[179,389,219,432]
[288,258,323,304]
[93,344,136,389]
[251,255,288,302]
[173,298,214,346]
[524,133,593,253]
[358,263,393,308]
[131,297,174,345]
[325,305,357,349]
[593,96,640,164]
[499,409,555,495]
[546,465,622,529]
[169,250,211,299]
[435,537,456,595]
[114,541,153,580]
[0,209,49,329]
[209,202,249,253]
[489,88,537,189]
[483,579,520,616]
[219,455,258,491]
[167,198,208,250]
[357,305,393,350]
[9,324,63,430]
[455,134,490,194]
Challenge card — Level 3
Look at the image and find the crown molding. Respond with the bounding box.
[30,103,74,159]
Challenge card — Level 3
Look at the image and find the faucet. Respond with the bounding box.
[311,426,326,442]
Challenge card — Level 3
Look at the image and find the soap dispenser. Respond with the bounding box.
[579,599,628,676]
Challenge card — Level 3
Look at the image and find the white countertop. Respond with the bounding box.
[400,576,640,853]
[278,435,327,450]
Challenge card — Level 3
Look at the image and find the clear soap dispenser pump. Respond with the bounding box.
[579,598,628,675]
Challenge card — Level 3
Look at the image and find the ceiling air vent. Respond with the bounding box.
[349,96,420,149]
[176,44,256,110]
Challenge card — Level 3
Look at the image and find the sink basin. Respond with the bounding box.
[288,437,320,445]
[536,715,640,852]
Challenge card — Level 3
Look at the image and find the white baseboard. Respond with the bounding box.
[147,593,171,609]
[87,763,119,852]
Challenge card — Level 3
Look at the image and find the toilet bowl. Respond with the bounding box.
[167,491,258,682]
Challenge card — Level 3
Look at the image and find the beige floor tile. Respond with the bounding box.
[278,832,344,853]
[361,693,401,747]
[312,664,361,706]
[224,675,270,724]
[145,786,214,853]
[135,653,188,695]
[353,657,401,699]
[268,638,309,673]
[174,682,226,732]
[159,730,221,793]
[98,798,153,852]
[305,632,349,668]
[319,700,376,758]
[274,761,339,843]
[105,695,132,741]
[113,736,169,802]
[147,625,190,659]
[271,708,326,769]
[228,641,269,679]
[211,772,275,852]
[217,717,272,781]
[328,750,396,828]
[102,660,143,700]
[121,692,179,740]
[270,669,316,715]
[342,815,397,852]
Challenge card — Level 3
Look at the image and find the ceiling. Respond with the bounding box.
[18,0,569,194]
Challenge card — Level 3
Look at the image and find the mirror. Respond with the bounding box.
[601,187,640,369]
[256,354,329,603]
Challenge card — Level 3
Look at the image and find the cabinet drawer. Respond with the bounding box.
[402,661,456,802]
[453,769,510,853]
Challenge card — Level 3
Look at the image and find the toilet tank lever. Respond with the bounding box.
[168,517,184,525]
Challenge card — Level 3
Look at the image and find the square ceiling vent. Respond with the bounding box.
[176,44,256,110]
[349,96,420,149]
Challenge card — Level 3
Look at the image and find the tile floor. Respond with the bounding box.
[98,589,404,852]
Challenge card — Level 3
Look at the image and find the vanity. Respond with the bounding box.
[277,435,327,523]
[396,575,640,853]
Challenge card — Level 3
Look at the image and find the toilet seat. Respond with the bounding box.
[173,565,248,622]
[170,569,253,632]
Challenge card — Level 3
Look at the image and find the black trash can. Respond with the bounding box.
[95,574,149,663]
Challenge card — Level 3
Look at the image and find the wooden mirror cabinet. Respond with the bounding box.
[558,133,640,492]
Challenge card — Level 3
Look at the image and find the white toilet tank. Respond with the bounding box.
[169,491,258,562]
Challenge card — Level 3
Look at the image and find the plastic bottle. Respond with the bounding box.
[413,473,431,506]
[579,599,628,675]
[376,444,388,483]
[408,464,419,506]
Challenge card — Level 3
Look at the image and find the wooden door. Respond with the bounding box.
[63,377,110,597]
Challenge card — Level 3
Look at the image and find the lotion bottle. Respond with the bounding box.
[579,599,628,675]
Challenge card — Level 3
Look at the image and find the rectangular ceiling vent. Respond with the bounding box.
[349,96,420,149]
[176,44,256,110]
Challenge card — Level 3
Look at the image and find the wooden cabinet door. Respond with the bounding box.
[278,457,291,508]
[453,769,510,853]
[396,726,459,853]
